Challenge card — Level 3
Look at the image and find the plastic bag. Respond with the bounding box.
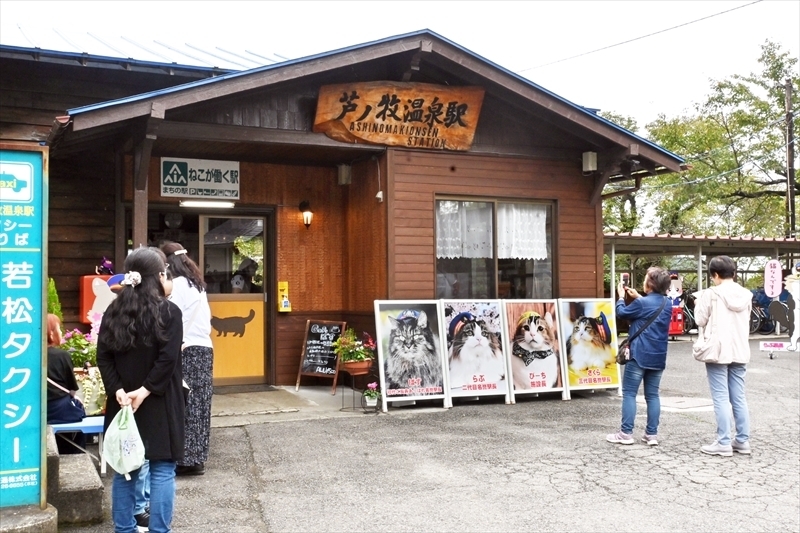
[103,405,145,480]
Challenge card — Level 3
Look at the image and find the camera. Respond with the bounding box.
[620,273,630,288]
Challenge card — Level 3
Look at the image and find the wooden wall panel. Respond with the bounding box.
[48,155,116,329]
[387,149,602,300]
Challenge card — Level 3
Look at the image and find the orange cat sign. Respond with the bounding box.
[313,82,485,151]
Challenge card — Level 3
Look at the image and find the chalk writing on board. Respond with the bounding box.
[301,322,343,374]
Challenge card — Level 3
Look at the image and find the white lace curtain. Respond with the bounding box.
[496,203,548,260]
[436,201,547,260]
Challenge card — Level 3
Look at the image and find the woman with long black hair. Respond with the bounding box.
[160,241,214,476]
[97,247,184,533]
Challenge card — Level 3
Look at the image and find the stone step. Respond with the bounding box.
[49,453,104,525]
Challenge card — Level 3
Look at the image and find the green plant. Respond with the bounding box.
[47,278,62,321]
[61,328,97,368]
[332,328,376,363]
[363,382,380,400]
[75,370,106,415]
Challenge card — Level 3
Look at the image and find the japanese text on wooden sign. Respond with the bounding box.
[160,157,240,199]
[313,82,485,151]
[0,147,46,507]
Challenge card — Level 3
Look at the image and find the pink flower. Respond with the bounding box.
[367,382,378,391]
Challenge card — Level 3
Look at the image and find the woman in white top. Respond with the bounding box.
[161,241,214,475]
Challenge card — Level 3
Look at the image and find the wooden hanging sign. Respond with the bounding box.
[313,81,485,151]
[295,320,346,394]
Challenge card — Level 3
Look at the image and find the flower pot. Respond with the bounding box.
[339,359,373,375]
[364,397,378,407]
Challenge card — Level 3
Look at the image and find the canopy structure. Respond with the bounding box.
[604,232,799,291]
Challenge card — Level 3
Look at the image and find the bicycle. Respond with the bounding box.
[680,290,698,334]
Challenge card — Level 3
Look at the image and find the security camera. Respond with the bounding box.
[376,191,384,202]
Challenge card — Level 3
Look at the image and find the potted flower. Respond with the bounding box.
[333,328,376,375]
[363,382,380,407]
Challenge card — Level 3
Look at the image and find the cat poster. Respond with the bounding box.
[441,300,510,403]
[374,300,450,412]
[557,298,622,391]
[503,300,569,402]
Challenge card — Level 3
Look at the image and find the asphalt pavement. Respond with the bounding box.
[62,335,800,533]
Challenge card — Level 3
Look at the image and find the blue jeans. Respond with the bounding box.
[112,460,176,533]
[134,460,150,515]
[705,363,750,445]
[620,359,664,435]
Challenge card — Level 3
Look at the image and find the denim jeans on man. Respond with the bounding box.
[621,359,664,435]
[112,459,175,533]
[705,363,750,445]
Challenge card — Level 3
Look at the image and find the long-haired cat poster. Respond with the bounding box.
[557,298,621,390]
[442,300,510,403]
[503,300,569,402]
[374,300,450,411]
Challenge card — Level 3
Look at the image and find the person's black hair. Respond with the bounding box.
[160,241,206,291]
[646,266,671,295]
[709,255,737,280]
[100,247,170,352]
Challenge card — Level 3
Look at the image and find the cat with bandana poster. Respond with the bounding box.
[503,300,568,402]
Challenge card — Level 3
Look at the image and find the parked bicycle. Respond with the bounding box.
[680,289,698,334]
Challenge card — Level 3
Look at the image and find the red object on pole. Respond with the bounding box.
[669,307,684,336]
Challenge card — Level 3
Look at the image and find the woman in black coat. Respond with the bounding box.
[97,247,184,533]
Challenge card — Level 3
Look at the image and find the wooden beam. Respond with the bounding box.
[70,37,428,132]
[156,120,384,151]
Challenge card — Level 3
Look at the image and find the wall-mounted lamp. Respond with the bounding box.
[179,200,235,209]
[299,201,313,229]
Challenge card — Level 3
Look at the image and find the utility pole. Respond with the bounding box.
[786,78,796,240]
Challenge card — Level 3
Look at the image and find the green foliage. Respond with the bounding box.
[332,328,376,362]
[233,236,264,285]
[61,329,97,368]
[643,41,798,238]
[47,278,62,321]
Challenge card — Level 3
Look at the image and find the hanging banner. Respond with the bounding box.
[0,145,47,508]
[314,82,484,151]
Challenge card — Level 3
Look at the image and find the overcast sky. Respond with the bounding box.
[1,1,798,129]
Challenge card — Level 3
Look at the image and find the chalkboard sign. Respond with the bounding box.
[295,320,346,394]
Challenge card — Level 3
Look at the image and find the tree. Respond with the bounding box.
[599,112,641,233]
[643,41,798,238]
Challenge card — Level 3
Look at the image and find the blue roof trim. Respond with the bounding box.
[0,44,234,75]
[64,29,682,164]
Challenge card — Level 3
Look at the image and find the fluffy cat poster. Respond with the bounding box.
[557,298,622,391]
[503,300,569,402]
[374,300,450,412]
[441,300,510,403]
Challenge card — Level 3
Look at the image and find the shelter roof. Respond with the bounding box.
[0,25,286,73]
[604,232,799,258]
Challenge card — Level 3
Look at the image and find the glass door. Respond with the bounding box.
[199,215,267,384]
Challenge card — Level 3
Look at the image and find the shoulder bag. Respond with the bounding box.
[47,378,87,423]
[692,289,724,363]
[617,296,668,365]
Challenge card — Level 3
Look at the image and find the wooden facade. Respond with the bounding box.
[2,31,683,386]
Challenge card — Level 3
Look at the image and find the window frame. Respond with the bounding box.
[434,195,558,299]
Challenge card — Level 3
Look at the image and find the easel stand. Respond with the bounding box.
[338,368,379,414]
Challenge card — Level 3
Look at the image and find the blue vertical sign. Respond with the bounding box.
[0,147,46,508]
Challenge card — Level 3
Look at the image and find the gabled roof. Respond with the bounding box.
[59,29,683,172]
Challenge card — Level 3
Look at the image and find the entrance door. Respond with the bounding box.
[199,215,267,384]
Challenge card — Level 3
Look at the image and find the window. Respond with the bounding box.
[435,199,553,299]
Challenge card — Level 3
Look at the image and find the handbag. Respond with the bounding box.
[617,296,668,365]
[47,378,86,423]
[693,289,726,363]
[103,404,145,480]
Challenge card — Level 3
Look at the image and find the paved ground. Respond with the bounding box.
[62,336,799,533]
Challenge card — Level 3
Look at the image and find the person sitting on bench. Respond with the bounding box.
[46,313,87,454]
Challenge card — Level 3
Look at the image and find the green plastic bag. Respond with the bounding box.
[103,405,145,480]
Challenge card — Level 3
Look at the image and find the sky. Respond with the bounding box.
[0,0,798,130]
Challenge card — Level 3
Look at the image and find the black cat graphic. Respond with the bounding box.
[211,309,256,337]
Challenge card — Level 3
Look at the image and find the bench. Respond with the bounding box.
[50,415,106,476]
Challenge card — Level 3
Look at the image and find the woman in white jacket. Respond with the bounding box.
[161,242,214,475]
[694,255,753,457]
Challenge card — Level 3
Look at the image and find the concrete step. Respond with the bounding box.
[48,453,104,525]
